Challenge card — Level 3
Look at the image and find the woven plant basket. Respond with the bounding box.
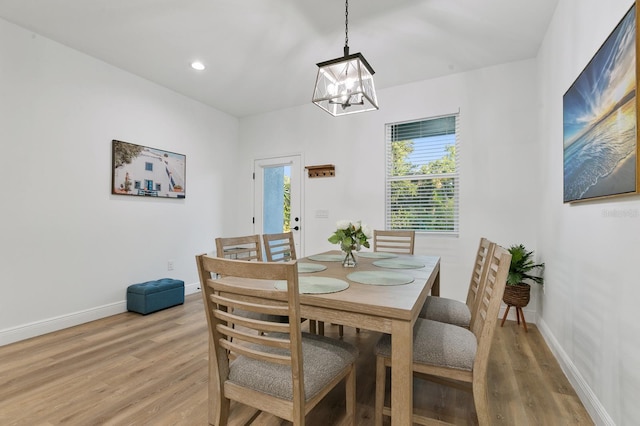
[502,283,531,307]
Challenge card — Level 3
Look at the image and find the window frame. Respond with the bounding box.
[385,113,460,235]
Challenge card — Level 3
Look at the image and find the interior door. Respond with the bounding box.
[254,155,303,257]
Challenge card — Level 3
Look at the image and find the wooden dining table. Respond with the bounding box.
[295,250,441,426]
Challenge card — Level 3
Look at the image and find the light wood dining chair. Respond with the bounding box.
[263,231,296,262]
[263,231,325,335]
[196,255,358,426]
[419,237,495,329]
[335,230,416,337]
[374,244,511,426]
[373,230,415,254]
[215,234,263,262]
[216,234,286,325]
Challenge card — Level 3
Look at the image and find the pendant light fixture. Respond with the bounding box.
[312,0,378,116]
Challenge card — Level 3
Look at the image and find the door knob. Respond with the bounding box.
[293,226,300,231]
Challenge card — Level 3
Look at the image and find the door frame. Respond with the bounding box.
[253,154,304,258]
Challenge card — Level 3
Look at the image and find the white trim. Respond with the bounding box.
[185,281,201,296]
[537,318,614,426]
[0,301,126,346]
[0,282,201,347]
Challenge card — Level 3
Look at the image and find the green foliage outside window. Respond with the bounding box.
[283,175,291,232]
[389,139,457,232]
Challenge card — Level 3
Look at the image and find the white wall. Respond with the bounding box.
[0,18,239,344]
[537,0,640,424]
[239,59,542,309]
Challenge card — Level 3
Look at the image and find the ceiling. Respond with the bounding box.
[0,0,559,118]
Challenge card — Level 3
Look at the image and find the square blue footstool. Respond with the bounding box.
[127,278,185,315]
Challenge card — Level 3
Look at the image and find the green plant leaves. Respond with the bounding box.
[507,244,544,285]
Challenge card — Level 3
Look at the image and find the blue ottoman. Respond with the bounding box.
[127,278,185,315]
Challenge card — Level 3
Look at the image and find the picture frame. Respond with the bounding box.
[111,140,186,199]
[563,2,639,203]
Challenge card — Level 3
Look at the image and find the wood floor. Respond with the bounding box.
[0,294,592,425]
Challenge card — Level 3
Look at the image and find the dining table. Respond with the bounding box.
[294,250,441,426]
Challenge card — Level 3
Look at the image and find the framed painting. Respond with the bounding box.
[563,2,639,203]
[111,140,186,199]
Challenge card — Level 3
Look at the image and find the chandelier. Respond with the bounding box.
[312,0,378,116]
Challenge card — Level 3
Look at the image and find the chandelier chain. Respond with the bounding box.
[344,0,349,48]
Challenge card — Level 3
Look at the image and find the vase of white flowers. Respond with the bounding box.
[328,220,372,267]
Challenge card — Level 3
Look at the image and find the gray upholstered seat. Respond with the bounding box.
[197,254,358,425]
[375,318,477,371]
[230,332,358,400]
[420,296,471,328]
[374,244,511,426]
[418,238,494,330]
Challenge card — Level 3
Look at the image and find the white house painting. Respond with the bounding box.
[112,140,186,198]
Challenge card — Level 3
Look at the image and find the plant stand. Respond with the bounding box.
[501,283,530,332]
[501,305,528,332]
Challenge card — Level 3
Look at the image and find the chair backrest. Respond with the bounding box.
[470,244,511,379]
[263,231,297,262]
[196,255,305,413]
[465,237,496,329]
[215,234,263,262]
[373,230,415,254]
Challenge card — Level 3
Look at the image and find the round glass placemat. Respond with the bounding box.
[347,271,415,286]
[357,252,398,259]
[297,262,327,273]
[274,276,350,294]
[373,259,425,269]
[307,254,344,262]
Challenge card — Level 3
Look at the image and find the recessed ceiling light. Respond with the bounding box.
[191,61,205,71]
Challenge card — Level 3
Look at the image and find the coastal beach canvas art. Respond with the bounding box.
[563,3,638,203]
[111,140,186,199]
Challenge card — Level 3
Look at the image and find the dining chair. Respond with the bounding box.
[263,231,296,262]
[215,234,263,262]
[373,230,415,254]
[419,237,495,329]
[216,234,284,325]
[263,231,325,335]
[374,244,511,426]
[196,255,358,425]
[335,230,416,337]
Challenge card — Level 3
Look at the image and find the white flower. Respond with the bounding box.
[352,220,362,231]
[336,219,352,230]
[361,224,373,239]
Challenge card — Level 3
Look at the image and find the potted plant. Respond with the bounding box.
[503,244,544,308]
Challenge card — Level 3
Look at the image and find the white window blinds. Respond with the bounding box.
[385,114,459,234]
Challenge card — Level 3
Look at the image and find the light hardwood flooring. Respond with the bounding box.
[0,294,592,425]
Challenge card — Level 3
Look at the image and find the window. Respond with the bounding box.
[145,162,153,171]
[385,114,459,234]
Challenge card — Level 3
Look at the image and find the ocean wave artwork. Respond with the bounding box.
[563,4,637,203]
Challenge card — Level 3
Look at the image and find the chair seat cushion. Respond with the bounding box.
[420,296,471,328]
[229,332,358,401]
[375,318,477,371]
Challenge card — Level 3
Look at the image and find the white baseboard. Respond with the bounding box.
[0,301,126,347]
[0,281,201,347]
[537,318,614,426]
[185,281,201,295]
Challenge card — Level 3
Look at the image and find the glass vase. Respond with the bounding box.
[342,248,357,267]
